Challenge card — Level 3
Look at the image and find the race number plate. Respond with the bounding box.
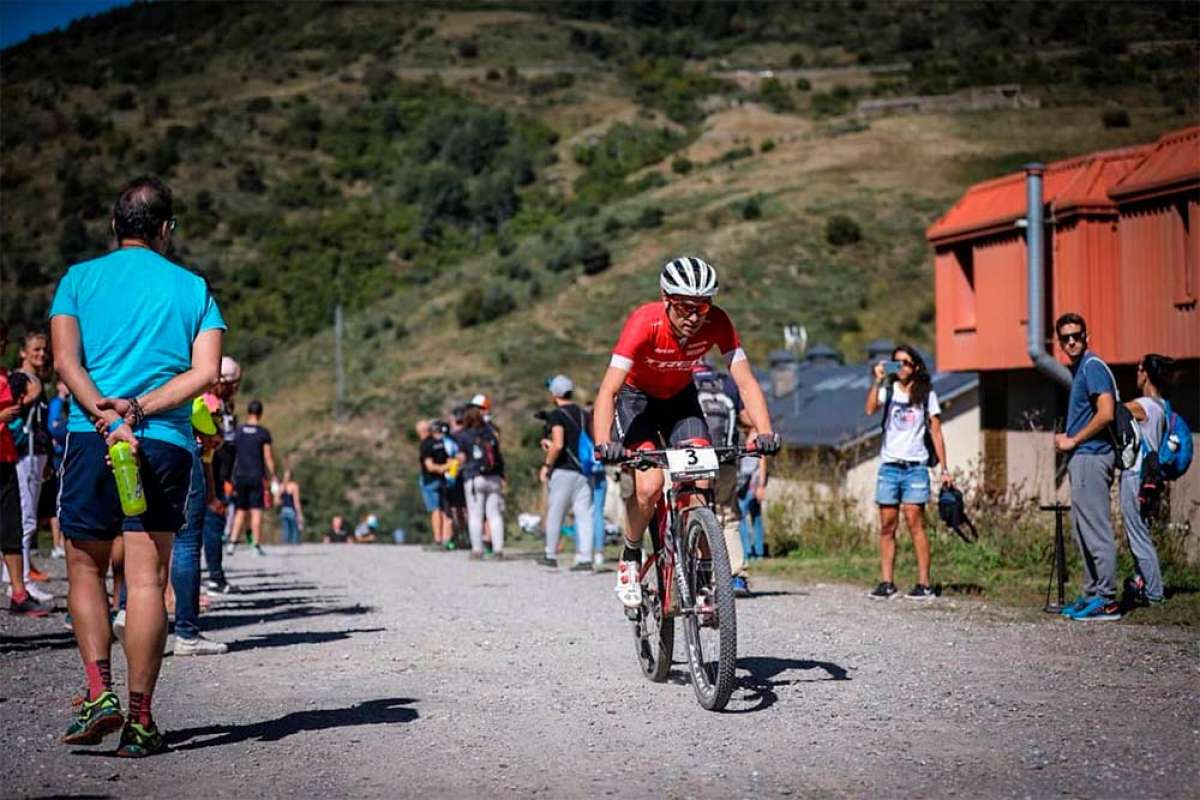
[665,447,719,478]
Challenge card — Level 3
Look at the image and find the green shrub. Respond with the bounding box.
[458,40,479,59]
[671,156,693,174]
[788,52,806,68]
[738,195,763,220]
[825,214,862,246]
[759,77,795,112]
[572,123,688,203]
[504,261,532,281]
[760,139,775,153]
[634,206,664,229]
[235,162,266,193]
[717,145,754,164]
[456,284,517,327]
[578,240,612,275]
[545,249,573,273]
[811,85,855,117]
[796,77,812,91]
[1101,108,1131,128]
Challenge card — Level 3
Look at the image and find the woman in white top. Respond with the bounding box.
[863,345,952,601]
[1120,354,1174,605]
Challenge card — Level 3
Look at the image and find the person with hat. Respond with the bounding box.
[354,513,380,543]
[169,397,229,656]
[539,375,596,570]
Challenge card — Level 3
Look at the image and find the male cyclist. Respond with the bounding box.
[593,257,780,610]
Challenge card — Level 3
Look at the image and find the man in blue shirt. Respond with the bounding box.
[50,176,225,756]
[1053,313,1120,621]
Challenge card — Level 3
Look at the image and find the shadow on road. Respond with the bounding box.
[726,656,851,714]
[0,630,78,653]
[199,603,375,632]
[228,582,323,595]
[743,590,809,599]
[208,595,345,612]
[227,627,386,652]
[161,697,419,751]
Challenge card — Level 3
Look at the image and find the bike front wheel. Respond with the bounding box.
[679,506,737,711]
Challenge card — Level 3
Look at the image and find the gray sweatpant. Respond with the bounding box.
[1068,451,1117,601]
[466,475,505,555]
[544,469,593,562]
[1119,470,1164,601]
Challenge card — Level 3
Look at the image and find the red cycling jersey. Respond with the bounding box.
[610,302,745,399]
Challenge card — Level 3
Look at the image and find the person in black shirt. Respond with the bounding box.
[228,400,275,556]
[539,375,595,570]
[324,515,352,544]
[417,419,452,548]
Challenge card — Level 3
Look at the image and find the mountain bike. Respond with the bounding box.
[614,444,763,711]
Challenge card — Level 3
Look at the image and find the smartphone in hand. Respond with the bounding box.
[883,360,902,375]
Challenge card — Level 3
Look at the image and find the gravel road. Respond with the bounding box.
[2,544,1197,799]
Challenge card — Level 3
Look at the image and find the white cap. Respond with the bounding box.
[546,375,574,397]
[469,394,491,411]
[220,356,241,381]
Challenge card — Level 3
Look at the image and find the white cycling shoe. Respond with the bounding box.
[614,560,642,609]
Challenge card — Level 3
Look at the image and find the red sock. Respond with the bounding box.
[11,589,28,604]
[128,690,153,726]
[84,660,112,699]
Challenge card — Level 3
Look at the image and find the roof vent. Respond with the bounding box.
[864,338,894,363]
[805,344,843,365]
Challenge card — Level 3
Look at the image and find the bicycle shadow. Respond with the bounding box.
[199,603,374,632]
[726,656,851,714]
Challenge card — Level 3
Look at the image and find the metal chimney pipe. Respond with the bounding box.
[1024,163,1072,388]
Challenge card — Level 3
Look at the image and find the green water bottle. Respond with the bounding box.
[110,440,147,516]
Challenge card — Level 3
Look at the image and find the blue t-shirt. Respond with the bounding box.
[49,248,226,451]
[1066,352,1115,455]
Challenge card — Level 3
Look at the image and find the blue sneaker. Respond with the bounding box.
[1068,596,1121,621]
[1060,595,1089,617]
[731,576,750,598]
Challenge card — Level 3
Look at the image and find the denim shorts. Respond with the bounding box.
[419,478,444,514]
[59,432,194,540]
[875,461,930,506]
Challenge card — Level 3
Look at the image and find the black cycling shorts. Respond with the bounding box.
[613,384,711,450]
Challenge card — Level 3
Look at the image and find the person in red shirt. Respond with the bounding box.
[593,257,779,610]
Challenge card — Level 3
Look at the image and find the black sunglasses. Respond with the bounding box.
[1058,331,1085,344]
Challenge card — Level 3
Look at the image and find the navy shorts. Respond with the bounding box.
[233,479,265,510]
[59,433,194,540]
[613,384,711,450]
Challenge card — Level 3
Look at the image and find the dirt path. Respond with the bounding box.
[2,545,1197,798]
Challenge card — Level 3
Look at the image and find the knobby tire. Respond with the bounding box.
[633,515,674,683]
[680,506,737,711]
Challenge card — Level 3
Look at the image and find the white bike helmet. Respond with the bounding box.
[660,256,718,298]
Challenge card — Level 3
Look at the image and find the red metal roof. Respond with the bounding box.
[1109,126,1200,202]
[926,145,1148,244]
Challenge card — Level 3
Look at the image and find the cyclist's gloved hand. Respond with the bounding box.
[597,441,626,464]
[754,433,782,455]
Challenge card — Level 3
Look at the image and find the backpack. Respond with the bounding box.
[937,486,977,543]
[1156,398,1193,481]
[694,372,736,447]
[880,382,939,468]
[469,426,503,476]
[1085,357,1139,471]
[4,372,52,457]
[558,405,599,475]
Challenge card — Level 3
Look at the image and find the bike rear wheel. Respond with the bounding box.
[679,506,737,711]
[633,521,674,683]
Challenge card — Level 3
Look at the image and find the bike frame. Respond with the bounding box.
[633,454,720,620]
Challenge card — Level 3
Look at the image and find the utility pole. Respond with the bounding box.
[334,303,345,423]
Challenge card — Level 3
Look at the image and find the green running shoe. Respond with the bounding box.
[116,720,166,758]
[61,690,124,745]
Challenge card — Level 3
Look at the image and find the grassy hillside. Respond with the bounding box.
[2,2,1196,537]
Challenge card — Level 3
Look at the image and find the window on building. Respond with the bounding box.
[1174,197,1197,308]
[952,245,977,332]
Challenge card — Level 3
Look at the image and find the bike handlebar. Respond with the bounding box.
[608,444,767,471]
